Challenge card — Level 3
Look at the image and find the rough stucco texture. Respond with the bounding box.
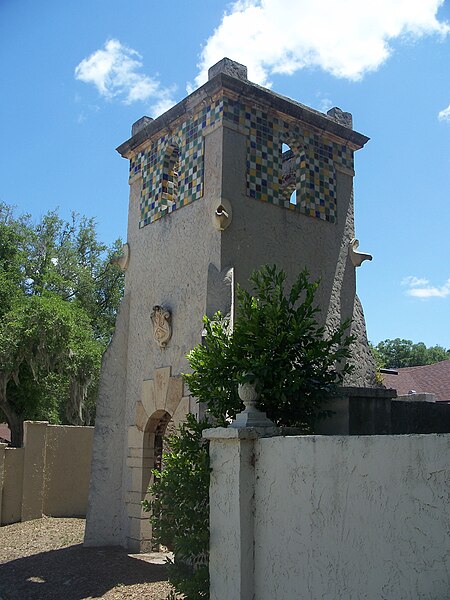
[0,422,93,526]
[1,447,24,525]
[84,294,130,547]
[252,435,449,599]
[43,425,94,517]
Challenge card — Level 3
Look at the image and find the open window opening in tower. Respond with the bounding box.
[161,144,180,207]
[281,142,297,205]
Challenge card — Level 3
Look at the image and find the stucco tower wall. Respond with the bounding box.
[122,125,225,548]
[86,60,376,549]
[84,294,130,546]
[219,120,373,384]
[220,125,354,324]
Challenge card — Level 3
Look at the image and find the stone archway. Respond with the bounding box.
[126,366,189,552]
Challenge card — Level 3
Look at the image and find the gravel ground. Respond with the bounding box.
[0,517,173,599]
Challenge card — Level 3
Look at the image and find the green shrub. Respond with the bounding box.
[186,265,354,430]
[143,413,210,599]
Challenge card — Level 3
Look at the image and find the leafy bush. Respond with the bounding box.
[143,413,210,599]
[147,265,354,599]
[186,265,354,430]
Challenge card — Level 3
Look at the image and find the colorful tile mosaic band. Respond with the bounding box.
[223,97,354,223]
[130,93,354,227]
[131,99,223,227]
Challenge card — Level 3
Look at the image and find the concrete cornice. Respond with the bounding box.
[116,73,369,158]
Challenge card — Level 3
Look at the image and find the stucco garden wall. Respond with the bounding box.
[206,430,450,599]
[43,424,94,517]
[0,445,24,525]
[0,421,93,526]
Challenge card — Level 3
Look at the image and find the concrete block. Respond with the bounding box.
[126,490,146,505]
[172,396,190,426]
[154,367,171,407]
[127,447,150,459]
[165,376,183,416]
[127,501,146,519]
[130,466,143,493]
[141,379,156,419]
[129,515,152,539]
[126,456,144,469]
[135,401,148,432]
[128,426,143,449]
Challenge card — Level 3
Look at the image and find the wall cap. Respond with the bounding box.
[117,64,369,158]
[203,426,278,440]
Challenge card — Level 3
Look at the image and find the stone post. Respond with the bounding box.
[21,421,48,521]
[203,382,276,600]
[0,443,6,525]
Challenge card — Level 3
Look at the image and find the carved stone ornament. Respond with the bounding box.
[230,380,275,429]
[212,198,232,231]
[150,305,172,348]
[349,238,372,267]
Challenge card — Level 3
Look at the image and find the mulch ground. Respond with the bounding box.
[0,517,173,599]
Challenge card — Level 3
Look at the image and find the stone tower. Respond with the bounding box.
[84,58,375,552]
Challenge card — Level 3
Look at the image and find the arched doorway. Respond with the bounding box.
[126,366,186,552]
[141,410,172,508]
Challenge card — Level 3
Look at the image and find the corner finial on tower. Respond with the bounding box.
[208,58,248,82]
[327,107,353,129]
[131,116,154,136]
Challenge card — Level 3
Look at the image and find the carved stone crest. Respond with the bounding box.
[151,305,172,348]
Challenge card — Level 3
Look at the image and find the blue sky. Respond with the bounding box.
[1,0,449,348]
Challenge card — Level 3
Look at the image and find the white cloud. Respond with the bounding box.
[75,39,176,116]
[402,276,430,287]
[194,0,449,88]
[438,104,450,122]
[317,96,333,113]
[403,276,450,298]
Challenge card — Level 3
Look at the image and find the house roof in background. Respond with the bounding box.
[0,423,11,444]
[382,359,450,402]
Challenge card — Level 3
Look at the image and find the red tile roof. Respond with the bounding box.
[0,423,11,444]
[382,359,450,402]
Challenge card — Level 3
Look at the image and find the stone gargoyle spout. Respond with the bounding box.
[349,238,372,267]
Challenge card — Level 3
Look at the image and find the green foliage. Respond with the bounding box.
[186,265,354,430]
[0,294,103,425]
[371,338,450,369]
[0,203,124,446]
[144,414,210,599]
[149,265,354,599]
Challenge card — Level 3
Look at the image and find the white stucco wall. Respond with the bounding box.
[207,432,449,600]
[254,435,449,600]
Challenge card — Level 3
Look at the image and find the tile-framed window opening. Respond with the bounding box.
[161,144,180,209]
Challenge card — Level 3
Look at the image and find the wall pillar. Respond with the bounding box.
[204,427,274,600]
[0,443,6,524]
[21,421,48,521]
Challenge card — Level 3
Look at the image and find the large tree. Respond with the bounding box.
[0,203,124,446]
[371,338,450,369]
